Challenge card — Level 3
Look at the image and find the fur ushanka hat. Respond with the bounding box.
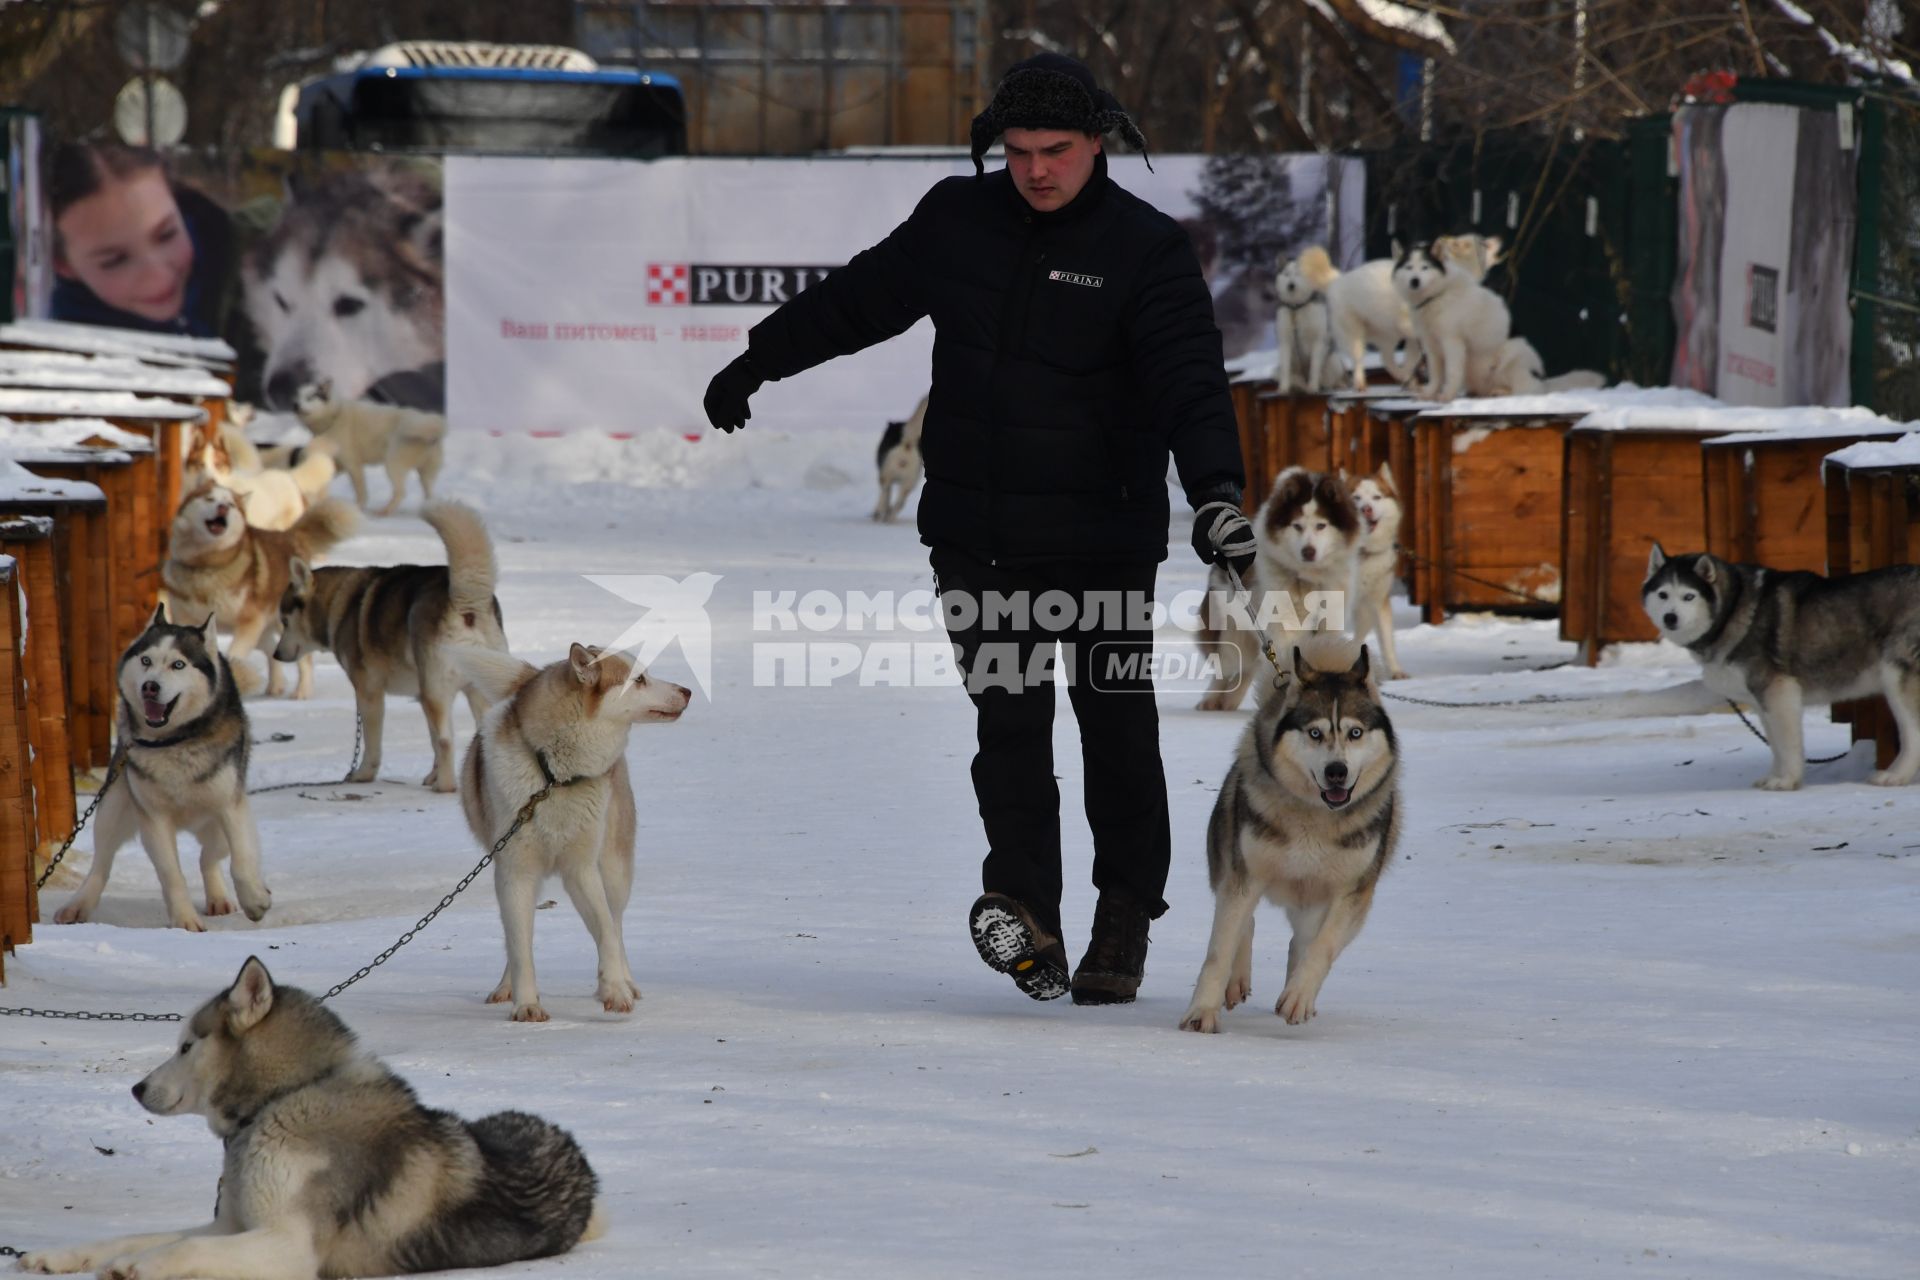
[969,52,1151,176]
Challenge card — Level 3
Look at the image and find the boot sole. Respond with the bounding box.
[1069,980,1139,1006]
[970,897,1069,1001]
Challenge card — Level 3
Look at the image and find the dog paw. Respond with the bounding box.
[238,887,272,922]
[1224,976,1252,1009]
[203,894,236,917]
[426,773,456,794]
[290,681,315,702]
[1867,769,1916,787]
[1195,693,1236,712]
[1177,1006,1220,1034]
[484,983,512,1005]
[1389,667,1410,681]
[597,979,641,1013]
[510,1003,550,1023]
[229,662,264,696]
[52,901,91,925]
[16,1246,91,1273]
[1755,776,1803,792]
[1275,985,1317,1025]
[169,913,207,934]
[346,766,377,784]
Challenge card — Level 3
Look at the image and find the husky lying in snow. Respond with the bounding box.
[17,957,603,1280]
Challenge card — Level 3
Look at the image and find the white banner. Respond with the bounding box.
[445,154,1365,434]
[1714,104,1798,407]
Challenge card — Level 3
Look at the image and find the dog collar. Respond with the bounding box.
[1412,292,1441,312]
[1687,567,1746,653]
[534,747,594,791]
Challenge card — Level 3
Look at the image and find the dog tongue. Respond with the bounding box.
[1322,786,1351,806]
[143,697,168,724]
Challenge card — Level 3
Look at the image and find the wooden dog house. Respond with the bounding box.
[1823,435,1920,770]
[1559,409,1793,663]
[1256,391,1334,486]
[1228,373,1275,509]
[0,420,157,767]
[1701,410,1912,570]
[1408,390,1720,625]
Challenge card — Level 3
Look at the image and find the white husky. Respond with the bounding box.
[1274,247,1340,394]
[1391,240,1514,402]
[295,379,447,515]
[455,644,691,1022]
[1325,258,1421,391]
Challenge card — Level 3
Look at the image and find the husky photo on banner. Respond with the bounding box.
[444,153,1363,434]
[1670,101,1856,408]
[28,146,446,411]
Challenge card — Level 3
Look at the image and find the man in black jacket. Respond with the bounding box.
[705,52,1257,1005]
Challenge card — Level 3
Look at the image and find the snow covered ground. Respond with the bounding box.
[3,430,1916,1278]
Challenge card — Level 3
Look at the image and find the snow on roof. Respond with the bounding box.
[0,417,152,456]
[1823,431,1920,471]
[1418,385,1722,421]
[1698,408,1913,447]
[0,318,236,363]
[1352,0,1456,54]
[1770,0,1914,84]
[0,389,205,422]
[1573,404,1905,439]
[0,322,230,371]
[0,351,229,398]
[0,458,106,505]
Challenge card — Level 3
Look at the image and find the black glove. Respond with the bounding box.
[1192,497,1257,582]
[703,352,764,433]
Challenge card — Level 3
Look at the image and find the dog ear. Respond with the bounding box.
[150,603,169,629]
[1390,238,1404,261]
[198,612,219,644]
[1377,460,1395,492]
[226,957,275,1033]
[569,642,596,684]
[288,557,314,595]
[1348,645,1372,683]
[1646,542,1667,578]
[1480,235,1505,267]
[1694,554,1717,585]
[1292,645,1314,681]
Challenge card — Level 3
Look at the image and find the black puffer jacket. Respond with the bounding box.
[746,155,1244,566]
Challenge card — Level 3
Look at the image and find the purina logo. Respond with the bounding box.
[1048,269,1103,288]
[646,263,839,307]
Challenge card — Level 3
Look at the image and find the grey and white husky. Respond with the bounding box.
[1643,544,1920,790]
[52,607,271,932]
[17,957,603,1280]
[1180,641,1402,1034]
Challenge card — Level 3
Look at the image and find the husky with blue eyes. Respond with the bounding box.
[1643,544,1920,791]
[51,605,272,932]
[1180,639,1402,1034]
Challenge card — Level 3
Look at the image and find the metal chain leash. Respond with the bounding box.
[33,747,127,892]
[0,732,554,1024]
[1725,700,1852,766]
[246,713,364,796]
[1393,543,1560,608]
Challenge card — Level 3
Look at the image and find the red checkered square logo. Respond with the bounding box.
[646,263,689,306]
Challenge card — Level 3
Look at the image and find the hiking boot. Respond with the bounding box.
[1071,891,1152,1005]
[969,892,1070,1001]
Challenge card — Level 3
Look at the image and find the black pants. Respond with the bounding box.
[930,545,1171,938]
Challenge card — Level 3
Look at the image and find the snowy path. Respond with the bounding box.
[2,433,1915,1278]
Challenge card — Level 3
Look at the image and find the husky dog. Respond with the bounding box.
[1274,247,1339,394]
[162,483,357,698]
[1391,239,1515,403]
[454,644,691,1022]
[245,165,445,411]
[273,501,509,793]
[1180,642,1402,1033]
[51,608,271,932]
[1643,545,1920,790]
[18,957,603,1280]
[874,393,927,523]
[1346,463,1408,680]
[1197,467,1362,711]
[294,379,447,516]
[1325,258,1421,391]
[183,419,338,533]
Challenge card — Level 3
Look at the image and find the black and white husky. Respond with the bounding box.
[1643,545,1920,790]
[51,606,271,932]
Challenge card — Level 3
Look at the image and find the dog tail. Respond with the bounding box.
[1297,244,1339,290]
[423,501,497,617]
[391,1111,600,1271]
[288,445,337,503]
[447,646,536,703]
[396,409,448,447]
[1541,369,1608,393]
[288,497,358,561]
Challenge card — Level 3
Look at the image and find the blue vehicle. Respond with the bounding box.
[274,42,686,158]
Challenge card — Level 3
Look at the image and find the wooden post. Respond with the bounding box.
[0,553,35,978]
[0,517,77,874]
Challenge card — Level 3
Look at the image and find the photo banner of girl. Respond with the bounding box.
[25,144,445,411]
